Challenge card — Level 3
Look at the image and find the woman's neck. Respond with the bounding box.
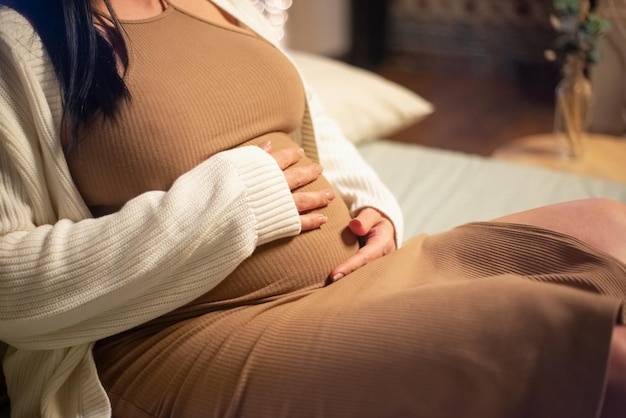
[168,0,240,28]
[91,0,167,20]
[91,0,239,29]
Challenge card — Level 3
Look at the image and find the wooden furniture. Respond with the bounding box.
[349,0,389,68]
[492,133,626,183]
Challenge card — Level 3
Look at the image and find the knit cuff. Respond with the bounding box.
[223,146,301,246]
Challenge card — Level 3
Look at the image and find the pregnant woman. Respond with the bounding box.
[0,0,624,417]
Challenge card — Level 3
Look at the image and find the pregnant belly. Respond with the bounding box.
[196,133,361,306]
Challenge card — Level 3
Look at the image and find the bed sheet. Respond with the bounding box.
[357,140,626,240]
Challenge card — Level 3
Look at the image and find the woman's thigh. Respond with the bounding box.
[492,198,626,264]
[96,227,623,418]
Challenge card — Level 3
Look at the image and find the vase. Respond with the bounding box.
[553,54,593,160]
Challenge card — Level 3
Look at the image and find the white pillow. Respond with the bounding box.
[288,51,434,143]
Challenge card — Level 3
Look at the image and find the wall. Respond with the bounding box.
[284,0,351,57]
[386,0,556,78]
[590,0,626,136]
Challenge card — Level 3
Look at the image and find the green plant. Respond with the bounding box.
[545,0,611,65]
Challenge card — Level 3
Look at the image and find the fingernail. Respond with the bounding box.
[332,273,344,281]
[326,191,335,201]
[259,140,272,151]
[319,215,328,225]
[298,147,305,156]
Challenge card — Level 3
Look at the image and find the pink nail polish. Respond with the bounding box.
[332,273,344,281]
[259,140,272,151]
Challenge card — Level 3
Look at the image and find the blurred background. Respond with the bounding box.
[274,0,626,156]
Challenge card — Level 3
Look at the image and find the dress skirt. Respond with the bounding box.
[93,222,626,418]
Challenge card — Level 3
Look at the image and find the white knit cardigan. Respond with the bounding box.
[0,1,404,416]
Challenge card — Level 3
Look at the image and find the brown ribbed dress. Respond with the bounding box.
[66,6,626,418]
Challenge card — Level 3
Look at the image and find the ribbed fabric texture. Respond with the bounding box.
[1,1,625,416]
[0,0,405,415]
[65,5,361,311]
[95,222,626,418]
[66,6,305,215]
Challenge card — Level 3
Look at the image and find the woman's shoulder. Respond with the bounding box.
[0,6,53,92]
[0,6,41,57]
[0,6,35,37]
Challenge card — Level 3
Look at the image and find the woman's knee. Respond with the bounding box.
[566,198,626,261]
[494,198,626,263]
[575,198,626,218]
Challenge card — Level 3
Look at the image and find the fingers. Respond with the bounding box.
[328,246,378,282]
[329,214,397,282]
[266,145,323,191]
[259,140,272,153]
[296,189,335,231]
[348,207,382,236]
[300,213,328,231]
[284,162,323,190]
[329,234,395,281]
[259,143,333,232]
[268,145,303,170]
[293,190,334,213]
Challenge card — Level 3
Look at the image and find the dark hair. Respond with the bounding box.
[3,0,130,149]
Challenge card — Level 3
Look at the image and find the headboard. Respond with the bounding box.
[350,0,559,79]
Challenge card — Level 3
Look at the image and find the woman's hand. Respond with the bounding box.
[329,207,396,282]
[262,142,334,231]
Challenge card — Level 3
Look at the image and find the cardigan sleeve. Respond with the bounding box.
[0,148,300,348]
[215,0,405,243]
[0,12,301,349]
[220,0,406,245]
[303,85,405,247]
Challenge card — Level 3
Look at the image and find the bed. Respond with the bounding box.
[289,51,626,241]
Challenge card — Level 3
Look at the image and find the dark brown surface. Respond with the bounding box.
[346,0,560,157]
[375,61,557,156]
